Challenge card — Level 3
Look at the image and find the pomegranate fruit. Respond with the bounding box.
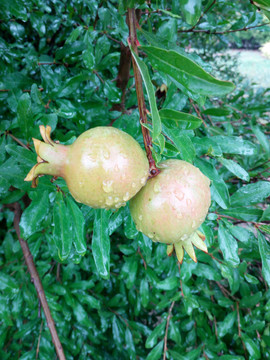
[130,159,211,262]
[25,125,149,209]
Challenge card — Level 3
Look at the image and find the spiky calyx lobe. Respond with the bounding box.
[25,125,149,209]
[25,125,68,187]
[130,159,211,262]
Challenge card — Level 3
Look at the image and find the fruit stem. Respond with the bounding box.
[127,8,160,178]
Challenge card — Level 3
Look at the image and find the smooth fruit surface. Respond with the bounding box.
[65,127,149,208]
[25,125,149,209]
[130,159,211,245]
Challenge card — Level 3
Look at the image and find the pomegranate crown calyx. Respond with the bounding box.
[24,125,60,188]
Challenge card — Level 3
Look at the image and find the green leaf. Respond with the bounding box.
[129,48,161,140]
[240,292,262,308]
[140,278,150,307]
[141,46,235,97]
[252,0,270,11]
[168,320,181,346]
[252,125,270,155]
[242,333,261,359]
[180,0,202,26]
[159,108,202,130]
[156,277,178,291]
[202,107,232,116]
[163,125,195,163]
[17,93,33,140]
[211,136,256,156]
[145,321,166,348]
[231,181,270,207]
[258,231,270,286]
[218,312,236,337]
[260,206,270,221]
[66,196,86,255]
[20,191,50,239]
[92,209,111,279]
[146,340,164,360]
[76,293,101,310]
[5,144,35,167]
[259,224,270,235]
[218,222,240,267]
[53,192,72,260]
[125,327,136,359]
[0,273,19,294]
[220,208,263,222]
[219,158,250,182]
[195,158,230,209]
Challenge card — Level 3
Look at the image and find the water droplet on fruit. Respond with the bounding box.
[103,180,113,193]
[115,203,122,209]
[123,192,130,201]
[114,197,120,203]
[148,233,154,239]
[186,198,192,206]
[154,182,161,193]
[138,215,143,221]
[106,196,114,206]
[181,234,188,241]
[132,182,136,188]
[175,191,184,201]
[140,177,147,185]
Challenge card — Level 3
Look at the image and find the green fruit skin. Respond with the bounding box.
[64,127,149,209]
[130,159,211,244]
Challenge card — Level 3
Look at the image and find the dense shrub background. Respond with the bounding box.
[0,1,270,359]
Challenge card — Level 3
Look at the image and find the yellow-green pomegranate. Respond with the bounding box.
[130,159,211,262]
[25,125,149,209]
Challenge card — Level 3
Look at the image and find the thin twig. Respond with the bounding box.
[137,247,147,269]
[189,99,207,127]
[163,301,175,360]
[36,320,43,359]
[93,70,104,84]
[7,132,30,150]
[13,203,66,360]
[127,8,160,177]
[0,88,44,93]
[188,0,216,31]
[116,40,132,112]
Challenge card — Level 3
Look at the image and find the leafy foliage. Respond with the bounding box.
[0,0,270,359]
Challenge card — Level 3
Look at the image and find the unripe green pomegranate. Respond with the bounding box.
[130,159,211,262]
[25,125,149,209]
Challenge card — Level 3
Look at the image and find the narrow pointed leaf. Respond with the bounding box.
[53,192,72,260]
[159,109,202,129]
[180,0,202,26]
[163,124,195,163]
[92,209,111,279]
[258,231,270,286]
[218,222,240,267]
[66,196,86,255]
[20,190,49,239]
[219,158,250,182]
[130,48,161,140]
[141,46,235,97]
[231,181,270,207]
